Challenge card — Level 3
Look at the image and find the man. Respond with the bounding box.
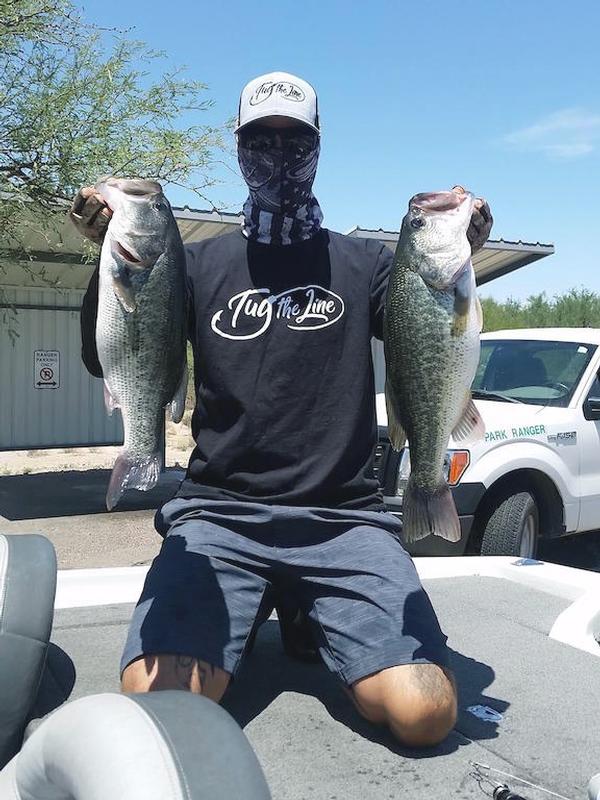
[71,71,492,747]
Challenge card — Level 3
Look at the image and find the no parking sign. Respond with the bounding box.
[34,350,60,389]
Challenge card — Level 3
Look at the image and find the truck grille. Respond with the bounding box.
[371,429,401,495]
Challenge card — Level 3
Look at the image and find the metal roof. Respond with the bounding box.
[345,226,555,286]
[174,207,242,244]
[1,207,554,291]
[0,207,244,292]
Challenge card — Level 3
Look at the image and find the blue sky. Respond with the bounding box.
[87,0,599,301]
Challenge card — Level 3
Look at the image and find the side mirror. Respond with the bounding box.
[583,396,600,421]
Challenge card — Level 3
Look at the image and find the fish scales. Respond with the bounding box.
[384,189,484,543]
[385,266,479,491]
[95,177,187,509]
[97,259,184,453]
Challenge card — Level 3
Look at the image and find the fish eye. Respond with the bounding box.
[411,216,425,229]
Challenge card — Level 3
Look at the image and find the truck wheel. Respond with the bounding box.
[480,491,539,558]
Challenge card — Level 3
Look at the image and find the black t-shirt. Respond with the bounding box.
[81,228,393,510]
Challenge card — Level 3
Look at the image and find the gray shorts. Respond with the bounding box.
[121,498,449,686]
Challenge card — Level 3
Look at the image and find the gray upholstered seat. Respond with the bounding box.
[0,691,271,799]
[0,534,57,769]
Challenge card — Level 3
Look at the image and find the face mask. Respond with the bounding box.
[237,126,323,245]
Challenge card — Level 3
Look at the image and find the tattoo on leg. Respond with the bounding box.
[174,656,216,693]
[197,661,216,691]
[174,655,196,690]
[175,656,210,693]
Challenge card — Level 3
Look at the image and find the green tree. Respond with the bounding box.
[1,0,225,323]
[553,288,600,327]
[480,296,524,331]
[479,288,600,331]
[524,292,552,327]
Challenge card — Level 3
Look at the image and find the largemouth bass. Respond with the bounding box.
[95,177,187,510]
[384,190,485,543]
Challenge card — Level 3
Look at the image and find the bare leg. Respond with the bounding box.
[121,654,231,702]
[349,663,457,747]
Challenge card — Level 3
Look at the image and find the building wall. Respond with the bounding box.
[0,287,123,449]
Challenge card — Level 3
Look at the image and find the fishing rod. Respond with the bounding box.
[468,761,589,800]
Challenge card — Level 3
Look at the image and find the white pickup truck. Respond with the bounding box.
[375,328,600,558]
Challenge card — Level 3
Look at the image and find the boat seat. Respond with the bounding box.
[0,691,272,799]
[0,534,57,769]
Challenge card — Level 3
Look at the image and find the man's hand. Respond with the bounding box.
[452,185,493,254]
[69,186,112,245]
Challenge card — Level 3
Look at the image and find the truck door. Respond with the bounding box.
[577,370,600,532]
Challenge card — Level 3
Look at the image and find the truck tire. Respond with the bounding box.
[480,491,539,558]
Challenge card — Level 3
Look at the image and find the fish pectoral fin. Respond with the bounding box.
[475,294,484,332]
[451,262,473,337]
[385,379,407,451]
[168,360,188,423]
[452,396,485,443]
[103,380,119,416]
[451,312,468,337]
[111,266,137,312]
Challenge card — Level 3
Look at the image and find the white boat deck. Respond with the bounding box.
[27,557,600,799]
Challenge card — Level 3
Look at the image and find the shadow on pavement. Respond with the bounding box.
[539,531,600,572]
[223,620,507,758]
[0,468,185,520]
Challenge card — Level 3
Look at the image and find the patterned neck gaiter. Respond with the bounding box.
[237,129,323,245]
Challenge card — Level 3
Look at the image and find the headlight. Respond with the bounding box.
[395,448,412,498]
[394,448,470,499]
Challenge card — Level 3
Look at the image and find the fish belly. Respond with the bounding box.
[96,248,186,508]
[384,266,480,541]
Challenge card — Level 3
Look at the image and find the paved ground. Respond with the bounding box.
[1,467,600,572]
[4,470,598,799]
[0,467,185,568]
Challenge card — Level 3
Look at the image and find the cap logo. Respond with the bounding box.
[249,81,305,106]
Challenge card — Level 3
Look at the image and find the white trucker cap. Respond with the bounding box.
[235,71,320,134]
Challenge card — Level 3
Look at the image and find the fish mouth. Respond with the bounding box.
[96,177,163,210]
[112,240,144,266]
[102,177,162,196]
[410,191,472,213]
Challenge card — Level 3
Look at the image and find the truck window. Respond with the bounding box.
[474,339,597,406]
[587,373,600,399]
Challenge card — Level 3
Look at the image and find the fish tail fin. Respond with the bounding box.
[402,478,461,543]
[385,379,407,451]
[452,396,485,443]
[106,450,162,510]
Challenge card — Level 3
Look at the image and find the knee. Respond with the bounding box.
[352,664,457,748]
[121,655,230,703]
[386,690,456,747]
